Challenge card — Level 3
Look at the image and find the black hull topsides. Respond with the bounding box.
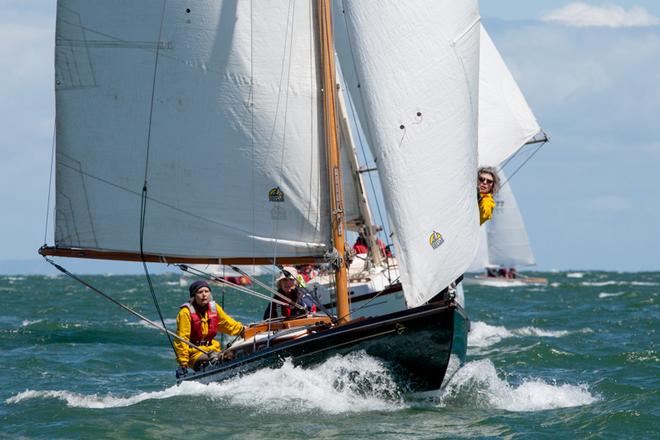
[181,298,468,392]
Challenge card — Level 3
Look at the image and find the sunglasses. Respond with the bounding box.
[479,176,494,185]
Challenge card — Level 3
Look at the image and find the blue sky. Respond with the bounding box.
[0,1,658,273]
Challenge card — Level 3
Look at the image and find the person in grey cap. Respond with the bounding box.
[174,280,245,378]
[263,266,317,320]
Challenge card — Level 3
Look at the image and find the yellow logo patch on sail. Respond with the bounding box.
[268,187,284,202]
[429,231,445,249]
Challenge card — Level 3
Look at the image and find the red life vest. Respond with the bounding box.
[180,301,218,344]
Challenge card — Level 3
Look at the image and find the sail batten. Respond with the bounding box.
[54,1,331,261]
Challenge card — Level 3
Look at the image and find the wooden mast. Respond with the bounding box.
[317,0,350,323]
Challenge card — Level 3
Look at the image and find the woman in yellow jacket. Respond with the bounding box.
[477,166,500,225]
[174,280,244,377]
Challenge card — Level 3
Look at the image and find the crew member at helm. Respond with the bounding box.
[174,280,245,378]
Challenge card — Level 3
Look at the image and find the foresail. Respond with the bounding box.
[478,25,541,167]
[336,1,481,307]
[54,1,330,260]
[487,175,536,267]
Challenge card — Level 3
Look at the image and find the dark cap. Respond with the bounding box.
[189,280,210,297]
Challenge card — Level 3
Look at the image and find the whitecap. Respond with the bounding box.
[468,321,590,348]
[468,322,514,347]
[21,319,43,327]
[6,352,405,414]
[598,292,625,298]
[581,281,618,286]
[437,359,598,412]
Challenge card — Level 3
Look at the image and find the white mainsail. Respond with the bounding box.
[336,1,481,307]
[478,25,541,167]
[54,1,329,259]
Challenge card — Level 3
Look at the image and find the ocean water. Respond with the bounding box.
[0,271,657,439]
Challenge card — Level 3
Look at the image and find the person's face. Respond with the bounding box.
[193,286,212,307]
[280,277,295,293]
[478,173,494,194]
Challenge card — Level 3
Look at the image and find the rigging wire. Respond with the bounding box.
[43,258,208,355]
[178,264,299,309]
[43,126,56,245]
[229,264,335,321]
[138,0,174,352]
[498,140,548,189]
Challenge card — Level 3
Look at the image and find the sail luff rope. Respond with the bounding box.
[43,258,208,355]
[138,0,174,352]
[43,125,56,245]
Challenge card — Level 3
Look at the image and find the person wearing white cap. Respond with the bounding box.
[263,266,317,320]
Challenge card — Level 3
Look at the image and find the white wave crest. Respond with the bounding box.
[468,321,589,348]
[581,281,618,287]
[6,352,405,414]
[598,292,625,298]
[438,359,598,412]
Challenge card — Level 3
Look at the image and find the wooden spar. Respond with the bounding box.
[317,0,350,324]
[38,246,322,266]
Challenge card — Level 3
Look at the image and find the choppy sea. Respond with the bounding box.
[0,271,657,439]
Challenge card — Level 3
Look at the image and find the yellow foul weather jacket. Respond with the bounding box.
[174,301,243,368]
[479,192,496,225]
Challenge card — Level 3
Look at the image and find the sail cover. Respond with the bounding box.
[486,177,536,268]
[478,25,541,167]
[54,1,330,259]
[336,1,481,307]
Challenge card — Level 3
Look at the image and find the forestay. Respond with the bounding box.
[478,25,541,167]
[336,1,481,307]
[54,0,330,260]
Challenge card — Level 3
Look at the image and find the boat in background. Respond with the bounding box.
[465,171,548,287]
[464,25,549,288]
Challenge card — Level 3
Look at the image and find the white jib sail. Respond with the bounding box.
[54,1,330,259]
[478,25,541,167]
[336,1,481,307]
[486,176,536,268]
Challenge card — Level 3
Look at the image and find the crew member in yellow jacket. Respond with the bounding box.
[174,280,245,377]
[477,166,500,225]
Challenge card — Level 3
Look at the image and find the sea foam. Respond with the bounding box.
[437,359,598,412]
[6,352,405,414]
[468,321,590,348]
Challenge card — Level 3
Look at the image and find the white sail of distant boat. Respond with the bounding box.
[466,26,548,286]
[468,173,535,271]
[42,0,481,392]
